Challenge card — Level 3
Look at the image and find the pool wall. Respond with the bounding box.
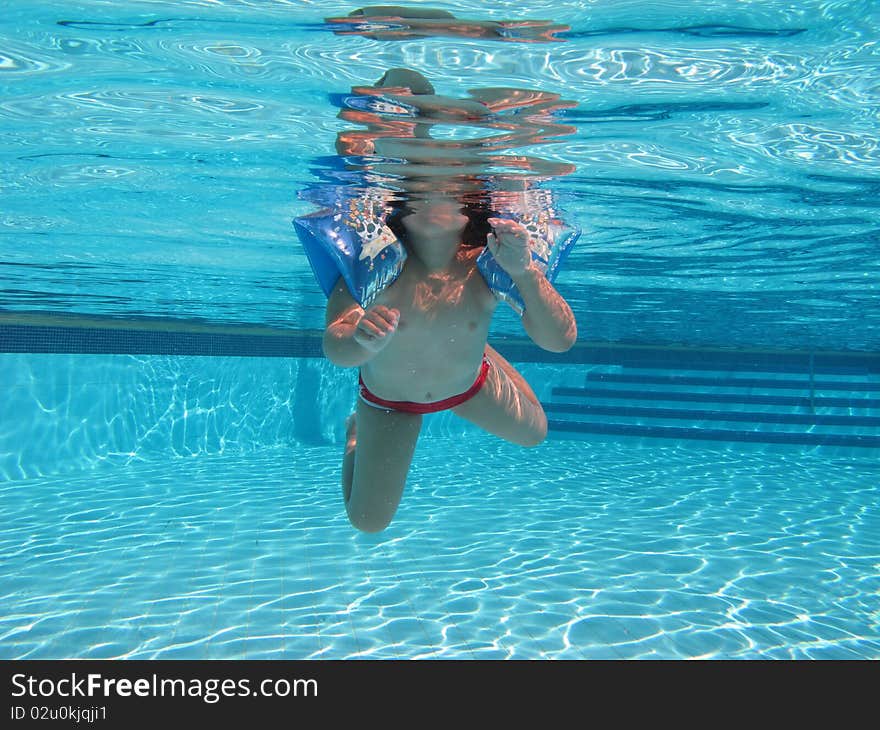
[3,316,879,479]
[2,351,589,480]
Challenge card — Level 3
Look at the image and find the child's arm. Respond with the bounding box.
[487,218,577,353]
[510,264,577,352]
[323,277,400,367]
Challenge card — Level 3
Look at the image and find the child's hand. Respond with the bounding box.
[353,305,400,353]
[487,218,532,277]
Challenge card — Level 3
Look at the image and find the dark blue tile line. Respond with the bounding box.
[544,402,880,427]
[0,325,323,358]
[548,420,880,448]
[1,323,878,372]
[553,387,880,409]
[586,373,880,392]
[497,343,880,373]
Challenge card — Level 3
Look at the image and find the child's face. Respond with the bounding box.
[401,198,467,235]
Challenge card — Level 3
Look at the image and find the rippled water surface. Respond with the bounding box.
[2,0,878,348]
[2,438,878,659]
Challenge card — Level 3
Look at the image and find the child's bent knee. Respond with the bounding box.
[520,414,548,447]
[520,429,547,448]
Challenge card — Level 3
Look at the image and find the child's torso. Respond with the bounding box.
[360,249,498,402]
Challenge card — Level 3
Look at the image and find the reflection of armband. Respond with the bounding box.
[477,208,580,315]
[328,93,419,118]
[293,192,407,308]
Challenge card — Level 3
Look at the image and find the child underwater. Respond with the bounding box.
[297,68,578,532]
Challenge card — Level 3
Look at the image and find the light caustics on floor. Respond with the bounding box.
[1,437,877,660]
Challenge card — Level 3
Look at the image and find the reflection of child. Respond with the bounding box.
[324,193,577,533]
[328,5,570,43]
[334,67,577,184]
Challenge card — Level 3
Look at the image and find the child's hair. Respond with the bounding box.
[385,194,496,250]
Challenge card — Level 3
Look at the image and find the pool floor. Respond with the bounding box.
[1,436,878,659]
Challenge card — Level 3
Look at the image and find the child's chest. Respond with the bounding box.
[378,258,492,321]
[373,257,495,347]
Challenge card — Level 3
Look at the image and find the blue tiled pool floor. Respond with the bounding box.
[1,437,878,659]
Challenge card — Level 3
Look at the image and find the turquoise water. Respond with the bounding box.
[2,438,878,659]
[1,0,879,659]
[2,0,878,348]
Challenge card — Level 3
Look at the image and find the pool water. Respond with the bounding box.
[2,436,877,659]
[3,0,878,350]
[2,0,879,660]
[1,351,878,659]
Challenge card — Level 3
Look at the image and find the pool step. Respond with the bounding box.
[585,372,880,393]
[553,387,880,410]
[544,365,880,448]
[547,420,880,448]
[546,403,880,428]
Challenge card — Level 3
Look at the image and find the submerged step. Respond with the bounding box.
[544,402,880,428]
[547,420,880,448]
[586,372,880,392]
[553,387,880,410]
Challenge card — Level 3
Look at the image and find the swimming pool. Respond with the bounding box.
[1,0,878,659]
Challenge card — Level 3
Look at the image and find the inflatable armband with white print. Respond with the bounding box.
[476,188,580,314]
[293,188,407,308]
[294,186,578,313]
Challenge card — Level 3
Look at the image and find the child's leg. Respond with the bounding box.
[341,398,423,532]
[451,344,548,446]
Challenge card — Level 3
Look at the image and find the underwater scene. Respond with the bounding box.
[1,0,878,659]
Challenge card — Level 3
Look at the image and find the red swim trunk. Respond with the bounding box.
[358,356,491,414]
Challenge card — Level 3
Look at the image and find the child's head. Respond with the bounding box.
[386,192,495,249]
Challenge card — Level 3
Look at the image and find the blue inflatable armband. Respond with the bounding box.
[294,189,579,315]
[477,205,580,315]
[293,192,406,308]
